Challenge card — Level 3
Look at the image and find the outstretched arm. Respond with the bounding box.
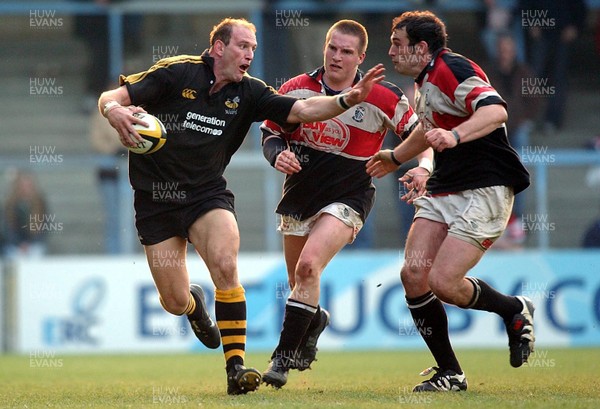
[286,64,385,124]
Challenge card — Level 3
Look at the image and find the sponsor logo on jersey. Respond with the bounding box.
[352,106,365,123]
[181,88,197,99]
[301,118,350,152]
[225,96,240,114]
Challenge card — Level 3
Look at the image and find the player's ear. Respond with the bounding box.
[416,40,429,56]
[214,39,226,57]
[357,52,366,65]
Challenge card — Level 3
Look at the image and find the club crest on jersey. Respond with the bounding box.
[181,88,197,99]
[352,106,365,123]
[301,118,350,152]
[225,96,240,114]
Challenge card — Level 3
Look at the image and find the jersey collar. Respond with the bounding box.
[415,47,448,85]
[308,66,363,96]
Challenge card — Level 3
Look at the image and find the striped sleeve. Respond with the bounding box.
[439,53,505,115]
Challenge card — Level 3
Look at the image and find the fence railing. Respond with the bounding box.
[1,150,600,253]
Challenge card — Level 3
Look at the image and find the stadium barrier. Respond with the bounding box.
[2,250,600,354]
[1,149,599,254]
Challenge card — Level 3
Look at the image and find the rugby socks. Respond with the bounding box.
[306,305,323,332]
[465,277,522,321]
[297,305,323,349]
[215,287,247,372]
[407,291,462,374]
[271,299,316,361]
[183,293,201,319]
[158,294,198,317]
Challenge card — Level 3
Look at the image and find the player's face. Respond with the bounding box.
[221,25,257,83]
[323,31,365,88]
[389,28,426,78]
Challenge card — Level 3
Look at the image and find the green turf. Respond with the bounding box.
[1,349,599,408]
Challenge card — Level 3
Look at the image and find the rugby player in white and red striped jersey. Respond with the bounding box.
[367,10,533,392]
[260,19,434,389]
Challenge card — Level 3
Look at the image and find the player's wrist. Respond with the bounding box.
[102,100,122,118]
[451,128,461,145]
[336,94,352,110]
[389,149,402,167]
[417,157,433,175]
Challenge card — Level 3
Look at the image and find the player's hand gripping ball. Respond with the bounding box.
[128,113,167,154]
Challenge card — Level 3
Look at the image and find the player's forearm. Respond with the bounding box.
[97,86,132,117]
[262,135,288,167]
[452,104,507,144]
[393,123,429,163]
[286,94,349,124]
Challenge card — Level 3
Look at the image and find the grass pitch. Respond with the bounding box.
[1,349,599,408]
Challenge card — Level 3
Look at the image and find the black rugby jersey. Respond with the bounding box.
[415,48,530,195]
[261,67,418,221]
[120,52,296,195]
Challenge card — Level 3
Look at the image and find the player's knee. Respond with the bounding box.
[159,292,189,315]
[210,253,237,276]
[401,263,427,289]
[427,274,455,303]
[208,253,239,287]
[295,257,320,285]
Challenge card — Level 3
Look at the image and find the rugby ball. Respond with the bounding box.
[128,113,167,154]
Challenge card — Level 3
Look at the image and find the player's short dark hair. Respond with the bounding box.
[392,11,447,52]
[326,19,368,54]
[210,18,256,47]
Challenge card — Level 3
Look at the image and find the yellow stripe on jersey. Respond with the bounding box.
[119,55,205,86]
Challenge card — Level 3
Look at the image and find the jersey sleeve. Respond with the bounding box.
[249,78,297,127]
[119,57,186,106]
[393,93,419,140]
[438,53,506,116]
[374,82,419,141]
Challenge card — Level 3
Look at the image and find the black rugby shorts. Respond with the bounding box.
[133,186,235,245]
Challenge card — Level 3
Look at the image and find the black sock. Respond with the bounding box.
[306,305,322,331]
[272,299,316,361]
[465,277,522,322]
[407,291,462,374]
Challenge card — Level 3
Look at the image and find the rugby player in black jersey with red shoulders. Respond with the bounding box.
[97,17,384,395]
[259,19,434,389]
[367,11,534,392]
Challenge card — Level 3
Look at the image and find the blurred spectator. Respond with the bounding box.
[89,105,127,254]
[72,0,143,112]
[3,170,48,259]
[582,219,600,248]
[582,136,600,248]
[486,32,539,218]
[517,0,587,133]
[479,0,526,64]
[72,0,110,112]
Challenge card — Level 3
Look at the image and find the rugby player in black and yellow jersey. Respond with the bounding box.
[97,18,384,395]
